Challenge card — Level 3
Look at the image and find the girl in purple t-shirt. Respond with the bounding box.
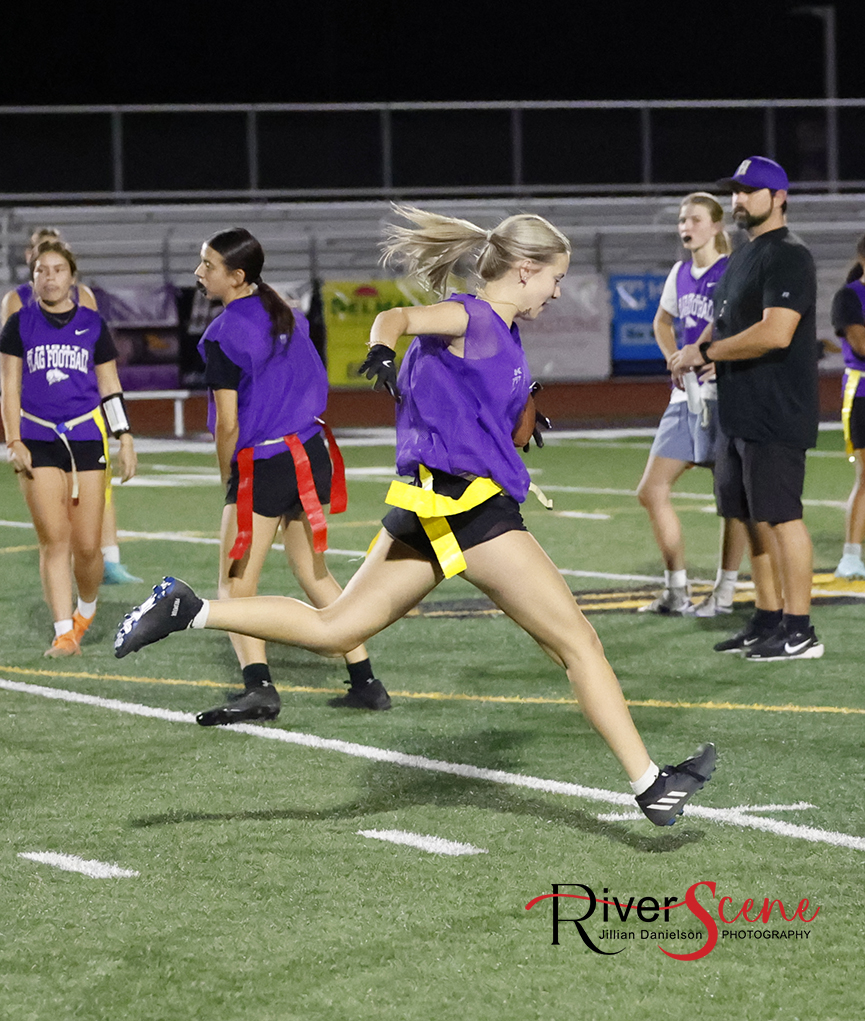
[1,240,137,657]
[116,208,716,828]
[637,192,747,617]
[829,234,865,579]
[191,228,389,725]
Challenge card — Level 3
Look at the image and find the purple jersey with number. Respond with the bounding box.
[198,296,327,462]
[675,257,728,348]
[395,293,532,502]
[17,304,106,442]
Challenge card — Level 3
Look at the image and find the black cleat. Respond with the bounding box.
[713,618,773,654]
[328,678,392,711]
[114,577,203,658]
[744,625,824,662]
[636,743,716,826]
[196,683,281,726]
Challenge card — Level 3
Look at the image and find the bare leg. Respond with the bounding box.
[460,531,651,782]
[770,518,814,616]
[636,454,691,571]
[720,516,748,573]
[67,472,107,604]
[20,467,74,622]
[845,449,865,545]
[217,504,283,669]
[282,514,371,666]
[746,520,783,612]
[205,531,441,656]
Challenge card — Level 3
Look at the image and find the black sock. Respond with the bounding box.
[242,663,272,688]
[782,613,810,635]
[347,658,373,687]
[753,608,783,632]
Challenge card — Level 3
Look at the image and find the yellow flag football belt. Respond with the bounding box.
[384,466,503,578]
[841,370,862,458]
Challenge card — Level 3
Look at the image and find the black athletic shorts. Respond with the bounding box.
[23,438,106,472]
[850,395,865,451]
[714,435,807,524]
[225,431,331,521]
[381,468,527,563]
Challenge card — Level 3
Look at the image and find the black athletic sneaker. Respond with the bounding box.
[636,743,717,826]
[744,625,824,662]
[713,619,772,654]
[114,577,203,658]
[328,678,392,710]
[196,683,281,726]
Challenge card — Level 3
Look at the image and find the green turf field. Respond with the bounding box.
[2,427,863,1021]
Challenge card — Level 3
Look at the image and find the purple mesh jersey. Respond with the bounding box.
[842,281,865,396]
[17,304,106,442]
[675,257,728,348]
[395,293,532,503]
[198,296,327,461]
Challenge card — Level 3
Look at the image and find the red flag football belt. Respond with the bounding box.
[229,422,347,561]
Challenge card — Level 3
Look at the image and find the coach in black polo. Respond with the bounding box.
[670,156,822,661]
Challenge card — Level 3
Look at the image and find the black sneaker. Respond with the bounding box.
[114,577,203,658]
[713,618,772,654]
[744,625,824,662]
[196,683,281,726]
[636,743,717,826]
[328,678,392,710]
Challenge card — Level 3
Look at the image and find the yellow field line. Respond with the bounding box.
[2,662,864,715]
[0,545,39,554]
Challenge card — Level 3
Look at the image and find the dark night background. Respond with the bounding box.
[4,1,857,106]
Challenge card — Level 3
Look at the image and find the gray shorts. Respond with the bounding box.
[649,399,719,466]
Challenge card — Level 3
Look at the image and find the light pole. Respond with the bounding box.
[792,5,838,190]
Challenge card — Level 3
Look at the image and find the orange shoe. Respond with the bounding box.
[44,630,81,658]
[72,609,96,645]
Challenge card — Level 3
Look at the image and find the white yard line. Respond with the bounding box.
[357,829,487,856]
[3,677,865,853]
[18,851,139,879]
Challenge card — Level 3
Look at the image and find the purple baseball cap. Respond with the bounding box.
[716,156,789,192]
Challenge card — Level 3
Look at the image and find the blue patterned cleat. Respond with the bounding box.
[114,577,202,658]
[102,561,144,585]
[636,744,716,826]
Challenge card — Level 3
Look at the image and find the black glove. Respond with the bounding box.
[523,381,551,451]
[359,344,401,403]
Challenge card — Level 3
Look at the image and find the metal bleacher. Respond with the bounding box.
[4,195,865,292]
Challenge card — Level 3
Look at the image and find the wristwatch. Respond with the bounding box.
[698,338,714,364]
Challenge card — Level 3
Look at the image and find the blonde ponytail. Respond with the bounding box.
[382,204,571,296]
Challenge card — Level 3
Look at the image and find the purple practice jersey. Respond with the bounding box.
[17,303,106,442]
[395,293,532,503]
[198,296,327,461]
[840,281,865,397]
[675,256,728,348]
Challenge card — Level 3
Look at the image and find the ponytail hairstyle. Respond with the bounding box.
[844,233,865,285]
[382,204,571,296]
[205,227,295,344]
[29,238,78,278]
[28,226,64,251]
[681,192,732,256]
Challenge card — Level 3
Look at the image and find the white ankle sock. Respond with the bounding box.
[666,569,687,590]
[54,619,74,638]
[191,599,210,629]
[630,761,661,796]
[844,543,862,558]
[77,597,97,619]
[102,545,121,564]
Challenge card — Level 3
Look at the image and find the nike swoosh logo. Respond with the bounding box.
[75,329,89,335]
[784,639,811,654]
[742,636,761,647]
[382,360,393,367]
